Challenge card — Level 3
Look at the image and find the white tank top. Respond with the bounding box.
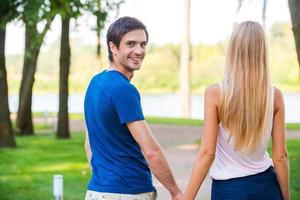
[209,86,275,180]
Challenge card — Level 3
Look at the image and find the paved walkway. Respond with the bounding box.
[150,124,210,200]
[68,120,299,200]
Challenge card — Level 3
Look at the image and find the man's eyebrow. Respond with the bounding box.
[126,40,147,43]
[126,40,136,43]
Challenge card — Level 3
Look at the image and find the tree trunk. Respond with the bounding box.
[180,0,191,118]
[262,0,267,29]
[0,27,16,148]
[16,15,54,135]
[96,29,101,57]
[288,0,300,79]
[57,17,70,139]
[16,25,40,135]
[96,0,102,58]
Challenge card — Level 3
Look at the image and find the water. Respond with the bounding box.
[8,93,300,123]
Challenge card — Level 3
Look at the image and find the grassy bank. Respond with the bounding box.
[0,132,299,199]
[29,113,300,130]
[147,116,300,130]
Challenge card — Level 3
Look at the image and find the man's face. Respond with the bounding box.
[110,29,147,72]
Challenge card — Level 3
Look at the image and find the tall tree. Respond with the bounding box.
[237,0,300,77]
[288,0,300,79]
[180,0,191,118]
[237,0,268,29]
[54,0,82,139]
[17,0,55,135]
[57,17,71,138]
[88,0,123,57]
[55,0,123,138]
[0,0,20,148]
[95,1,105,57]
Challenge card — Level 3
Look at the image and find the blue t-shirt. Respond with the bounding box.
[84,70,155,194]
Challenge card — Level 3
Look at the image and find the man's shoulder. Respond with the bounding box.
[89,70,106,83]
[112,81,139,96]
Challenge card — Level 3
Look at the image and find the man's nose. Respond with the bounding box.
[134,45,144,55]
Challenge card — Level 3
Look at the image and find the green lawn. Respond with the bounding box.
[0,133,90,200]
[1,120,299,199]
[284,141,300,199]
[31,113,300,130]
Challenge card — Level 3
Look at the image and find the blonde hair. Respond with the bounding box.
[220,21,270,152]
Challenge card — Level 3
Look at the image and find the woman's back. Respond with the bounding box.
[210,85,275,180]
[183,21,289,200]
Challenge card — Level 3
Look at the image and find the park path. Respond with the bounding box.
[150,124,210,200]
[68,120,300,200]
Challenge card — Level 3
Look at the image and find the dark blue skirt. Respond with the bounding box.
[211,167,283,200]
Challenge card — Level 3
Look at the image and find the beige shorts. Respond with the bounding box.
[85,190,157,200]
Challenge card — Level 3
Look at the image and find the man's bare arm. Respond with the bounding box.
[127,121,183,200]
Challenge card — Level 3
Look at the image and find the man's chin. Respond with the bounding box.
[130,65,141,70]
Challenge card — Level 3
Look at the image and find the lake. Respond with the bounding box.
[8,93,300,123]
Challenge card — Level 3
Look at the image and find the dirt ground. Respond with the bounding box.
[69,120,299,200]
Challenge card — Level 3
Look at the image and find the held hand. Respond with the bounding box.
[171,190,183,200]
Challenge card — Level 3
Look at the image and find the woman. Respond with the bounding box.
[184,21,290,200]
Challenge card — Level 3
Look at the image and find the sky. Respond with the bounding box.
[5,0,291,55]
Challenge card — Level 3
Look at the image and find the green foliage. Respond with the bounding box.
[269,22,300,91]
[0,130,300,199]
[52,0,83,19]
[0,133,90,200]
[146,116,204,126]
[267,140,300,199]
[22,0,56,26]
[145,116,300,131]
[86,0,124,34]
[286,123,300,130]
[0,0,20,28]
[5,22,300,94]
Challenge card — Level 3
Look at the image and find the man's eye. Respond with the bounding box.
[127,42,134,46]
[141,43,147,48]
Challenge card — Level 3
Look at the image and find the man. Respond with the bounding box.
[84,16,183,200]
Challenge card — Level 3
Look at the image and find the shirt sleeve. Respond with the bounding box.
[111,83,145,124]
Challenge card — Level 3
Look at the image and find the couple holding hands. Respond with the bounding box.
[84,17,289,200]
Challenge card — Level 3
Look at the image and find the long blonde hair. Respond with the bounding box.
[220,21,270,152]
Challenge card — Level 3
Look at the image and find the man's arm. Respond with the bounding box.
[84,129,92,168]
[127,121,183,200]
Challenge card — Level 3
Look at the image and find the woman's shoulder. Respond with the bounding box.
[205,83,222,106]
[205,83,221,94]
[273,86,284,113]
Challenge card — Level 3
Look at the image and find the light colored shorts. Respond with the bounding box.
[85,190,157,200]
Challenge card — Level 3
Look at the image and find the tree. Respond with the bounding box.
[237,0,268,29]
[95,1,106,57]
[180,0,191,118]
[17,0,55,135]
[54,0,83,139]
[88,0,123,58]
[288,0,300,79]
[54,0,123,138]
[237,0,300,77]
[57,17,71,138]
[0,0,19,148]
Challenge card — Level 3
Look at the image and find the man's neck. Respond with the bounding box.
[108,64,134,81]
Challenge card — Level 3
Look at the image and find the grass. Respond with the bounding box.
[267,140,300,199]
[146,117,300,132]
[30,113,300,131]
[0,133,90,200]
[286,123,300,130]
[0,129,300,199]
[146,116,204,126]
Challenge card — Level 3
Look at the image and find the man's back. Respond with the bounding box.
[84,70,155,194]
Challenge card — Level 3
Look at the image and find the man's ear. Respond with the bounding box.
[109,41,117,55]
